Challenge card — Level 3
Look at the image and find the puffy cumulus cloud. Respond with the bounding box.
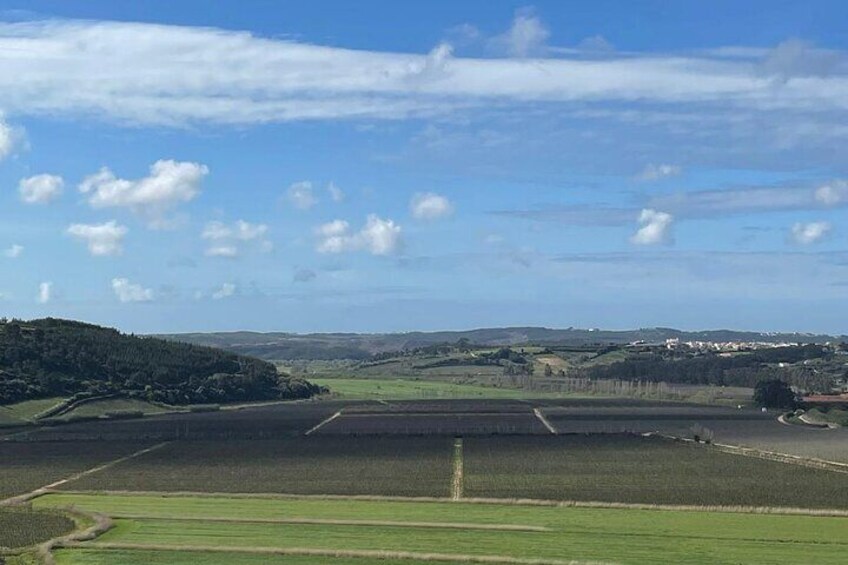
[315,215,402,255]
[212,282,236,300]
[111,277,154,302]
[201,219,270,258]
[815,180,848,206]
[19,174,63,204]
[328,182,344,203]
[630,209,674,245]
[791,221,831,245]
[491,8,550,57]
[4,244,23,258]
[66,221,128,256]
[79,160,208,227]
[637,163,682,181]
[287,181,317,210]
[410,192,454,220]
[37,281,52,304]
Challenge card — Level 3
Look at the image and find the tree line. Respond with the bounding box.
[0,318,325,405]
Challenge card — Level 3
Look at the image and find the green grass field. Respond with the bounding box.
[34,493,848,564]
[52,549,471,565]
[312,377,564,400]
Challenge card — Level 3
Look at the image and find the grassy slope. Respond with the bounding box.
[0,397,65,426]
[60,399,174,419]
[35,493,848,565]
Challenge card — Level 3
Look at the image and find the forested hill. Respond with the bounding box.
[159,326,845,360]
[0,318,324,405]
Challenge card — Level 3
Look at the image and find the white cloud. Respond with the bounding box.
[19,174,63,204]
[3,244,23,258]
[791,221,831,245]
[79,160,208,227]
[492,9,550,57]
[66,221,128,256]
[201,219,269,258]
[212,282,236,300]
[37,281,51,304]
[328,182,344,203]
[637,164,682,182]
[316,215,402,255]
[0,117,20,160]
[814,180,848,206]
[287,181,317,210]
[111,277,154,302]
[0,20,846,127]
[410,192,454,220]
[630,209,674,245]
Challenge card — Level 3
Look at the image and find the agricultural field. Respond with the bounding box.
[0,507,76,549]
[14,401,343,442]
[315,412,549,435]
[463,435,848,508]
[4,396,848,564]
[310,377,564,400]
[61,437,453,497]
[0,441,152,500]
[31,493,848,564]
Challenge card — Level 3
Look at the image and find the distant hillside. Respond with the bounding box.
[0,318,324,405]
[159,326,845,360]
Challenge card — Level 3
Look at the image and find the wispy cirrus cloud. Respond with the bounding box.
[0,19,847,128]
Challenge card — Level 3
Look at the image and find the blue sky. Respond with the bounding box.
[1,1,848,334]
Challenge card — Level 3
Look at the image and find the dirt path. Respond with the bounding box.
[304,411,342,436]
[0,441,171,507]
[533,408,558,435]
[452,437,464,500]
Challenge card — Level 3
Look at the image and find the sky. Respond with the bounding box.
[1,0,848,334]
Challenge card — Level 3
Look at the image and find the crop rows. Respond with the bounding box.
[316,413,549,435]
[463,435,848,508]
[0,507,75,549]
[0,441,151,500]
[62,437,453,497]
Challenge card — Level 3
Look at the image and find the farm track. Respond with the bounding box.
[532,409,557,434]
[304,411,342,436]
[44,490,848,517]
[66,542,615,565]
[0,442,171,507]
[649,433,848,475]
[452,438,464,500]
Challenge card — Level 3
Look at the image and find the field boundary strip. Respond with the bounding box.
[646,433,848,474]
[533,408,558,434]
[0,442,171,507]
[452,437,464,500]
[46,490,848,517]
[304,410,342,435]
[68,542,615,565]
[101,514,551,532]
